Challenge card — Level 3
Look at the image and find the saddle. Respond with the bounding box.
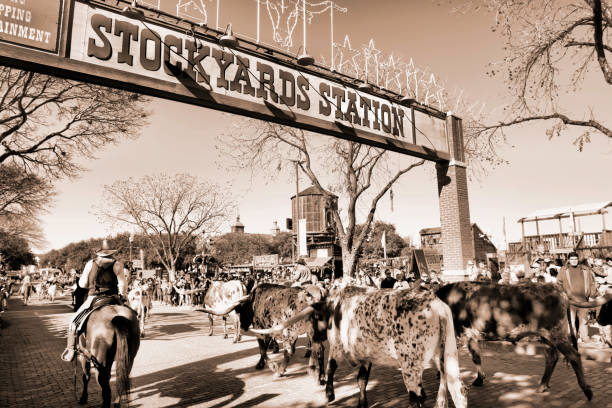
[75,295,122,333]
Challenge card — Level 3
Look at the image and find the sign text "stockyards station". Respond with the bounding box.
[70,2,421,143]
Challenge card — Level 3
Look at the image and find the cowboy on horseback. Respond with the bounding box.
[61,240,128,362]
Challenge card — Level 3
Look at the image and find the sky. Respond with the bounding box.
[38,0,612,252]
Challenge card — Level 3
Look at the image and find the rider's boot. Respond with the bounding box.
[61,326,77,362]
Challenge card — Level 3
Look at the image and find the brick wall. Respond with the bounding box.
[435,115,474,278]
[472,224,497,262]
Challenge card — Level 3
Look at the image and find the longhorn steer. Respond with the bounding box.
[200,280,247,343]
[202,283,324,379]
[255,286,467,408]
[435,282,608,400]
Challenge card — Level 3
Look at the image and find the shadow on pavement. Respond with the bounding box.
[129,345,263,407]
[320,346,610,408]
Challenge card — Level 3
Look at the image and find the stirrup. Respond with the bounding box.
[61,348,76,362]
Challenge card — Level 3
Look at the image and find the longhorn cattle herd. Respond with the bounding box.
[173,278,611,408]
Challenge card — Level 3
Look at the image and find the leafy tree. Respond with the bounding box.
[0,230,35,270]
[97,173,232,281]
[269,231,293,261]
[355,221,406,260]
[472,0,612,149]
[211,232,276,265]
[0,163,54,247]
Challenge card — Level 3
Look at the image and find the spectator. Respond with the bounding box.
[592,258,607,280]
[557,252,598,343]
[470,261,491,282]
[292,258,312,286]
[380,269,396,289]
[466,260,477,281]
[21,272,32,306]
[604,257,612,285]
[393,272,411,289]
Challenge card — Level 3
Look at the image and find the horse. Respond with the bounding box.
[76,304,140,408]
[128,285,152,337]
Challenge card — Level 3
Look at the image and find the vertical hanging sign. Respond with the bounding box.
[0,0,63,53]
[299,218,308,257]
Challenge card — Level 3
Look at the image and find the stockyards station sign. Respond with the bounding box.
[0,0,456,162]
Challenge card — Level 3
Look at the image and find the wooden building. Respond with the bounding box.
[291,186,342,275]
[419,223,497,266]
[507,201,611,263]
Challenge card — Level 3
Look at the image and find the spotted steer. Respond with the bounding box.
[435,282,609,400]
[254,286,467,408]
[201,283,324,379]
[200,280,248,343]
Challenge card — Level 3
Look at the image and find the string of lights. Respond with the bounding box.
[123,0,443,153]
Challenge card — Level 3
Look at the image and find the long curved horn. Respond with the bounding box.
[250,306,315,335]
[569,292,612,308]
[197,295,247,316]
[197,304,237,316]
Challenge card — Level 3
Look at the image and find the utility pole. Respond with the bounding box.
[291,159,303,262]
[295,160,300,262]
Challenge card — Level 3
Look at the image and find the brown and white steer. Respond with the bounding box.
[254,286,467,408]
[202,283,325,379]
[128,284,152,337]
[435,282,611,400]
[199,280,247,343]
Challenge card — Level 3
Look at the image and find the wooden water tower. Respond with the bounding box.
[290,186,341,272]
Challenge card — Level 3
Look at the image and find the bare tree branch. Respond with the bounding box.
[465,0,612,149]
[96,173,233,281]
[0,67,150,179]
[219,119,427,277]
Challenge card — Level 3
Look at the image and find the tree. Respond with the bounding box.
[0,163,54,247]
[355,221,406,260]
[39,231,198,273]
[0,68,149,178]
[472,0,612,150]
[97,173,232,281]
[222,121,426,278]
[211,232,278,265]
[269,231,293,261]
[0,230,35,270]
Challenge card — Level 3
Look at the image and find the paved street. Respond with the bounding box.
[1,294,611,408]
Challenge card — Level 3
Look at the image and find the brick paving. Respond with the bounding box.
[1,294,611,408]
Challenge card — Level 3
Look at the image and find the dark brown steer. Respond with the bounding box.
[202,283,325,379]
[435,282,610,400]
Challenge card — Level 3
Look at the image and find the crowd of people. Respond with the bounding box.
[3,248,610,347]
[0,268,78,309]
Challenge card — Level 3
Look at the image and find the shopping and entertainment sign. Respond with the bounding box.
[0,0,453,161]
[0,0,63,52]
[253,254,279,268]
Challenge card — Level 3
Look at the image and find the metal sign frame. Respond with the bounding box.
[0,0,452,162]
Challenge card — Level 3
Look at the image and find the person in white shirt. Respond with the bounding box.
[61,240,128,362]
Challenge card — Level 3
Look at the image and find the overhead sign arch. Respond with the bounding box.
[0,0,475,279]
[0,0,452,161]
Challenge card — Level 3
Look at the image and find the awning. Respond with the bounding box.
[304,256,332,267]
[518,201,612,222]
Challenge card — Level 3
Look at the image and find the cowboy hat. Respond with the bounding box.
[96,239,118,257]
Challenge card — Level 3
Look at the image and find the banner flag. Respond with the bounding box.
[381,231,387,259]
